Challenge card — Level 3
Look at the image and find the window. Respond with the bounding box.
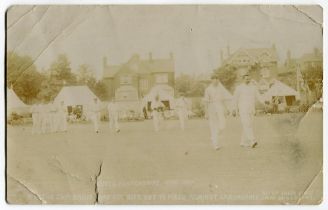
[155,74,168,84]
[115,86,138,101]
[120,75,132,84]
[140,79,149,91]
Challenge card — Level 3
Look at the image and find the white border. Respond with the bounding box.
[0,0,327,210]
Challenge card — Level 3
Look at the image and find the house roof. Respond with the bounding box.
[264,79,300,100]
[224,47,278,65]
[103,65,120,78]
[139,59,174,73]
[103,55,174,78]
[54,86,100,106]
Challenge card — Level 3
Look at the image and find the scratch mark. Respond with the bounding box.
[11,6,96,87]
[12,6,50,52]
[7,174,46,204]
[49,156,82,181]
[296,167,322,204]
[7,6,36,29]
[94,161,103,204]
[292,5,322,27]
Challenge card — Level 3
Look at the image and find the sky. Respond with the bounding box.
[6,5,323,79]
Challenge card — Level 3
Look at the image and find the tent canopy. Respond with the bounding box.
[54,86,100,106]
[264,80,300,100]
[7,88,27,108]
[143,84,174,103]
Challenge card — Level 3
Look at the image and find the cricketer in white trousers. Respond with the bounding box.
[57,103,67,132]
[108,102,120,132]
[90,101,101,132]
[151,100,165,132]
[175,97,189,130]
[234,82,264,147]
[204,83,232,149]
[40,104,51,134]
[31,104,41,134]
[49,103,58,132]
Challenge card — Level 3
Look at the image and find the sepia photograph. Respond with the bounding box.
[5,5,323,204]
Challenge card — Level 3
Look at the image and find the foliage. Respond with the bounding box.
[248,62,262,81]
[214,64,237,92]
[37,54,77,101]
[49,54,76,84]
[301,65,323,99]
[7,51,109,103]
[75,64,109,101]
[91,80,109,101]
[7,52,43,104]
[175,74,207,97]
[76,64,96,85]
[301,66,323,90]
[190,97,205,118]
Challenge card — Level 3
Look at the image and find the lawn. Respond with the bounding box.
[6,112,322,204]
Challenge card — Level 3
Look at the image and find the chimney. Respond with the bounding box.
[149,52,153,61]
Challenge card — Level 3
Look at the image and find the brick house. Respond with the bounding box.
[102,53,175,109]
[222,45,278,79]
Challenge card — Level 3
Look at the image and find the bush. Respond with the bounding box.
[190,97,205,118]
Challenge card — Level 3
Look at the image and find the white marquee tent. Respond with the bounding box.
[143,84,175,109]
[7,88,28,114]
[54,86,100,107]
[264,80,300,101]
[7,88,26,108]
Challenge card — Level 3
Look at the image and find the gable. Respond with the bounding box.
[114,65,138,77]
[103,55,175,79]
[103,65,119,78]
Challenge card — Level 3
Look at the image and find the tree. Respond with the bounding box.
[91,79,109,101]
[214,64,237,92]
[6,51,43,104]
[49,54,76,85]
[37,75,63,102]
[249,62,262,81]
[175,74,192,95]
[175,74,207,97]
[77,64,95,84]
[301,65,323,99]
[36,54,79,102]
[189,80,207,97]
[76,64,97,90]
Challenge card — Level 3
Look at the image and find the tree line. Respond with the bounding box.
[7,51,108,104]
[7,51,322,105]
[175,62,322,101]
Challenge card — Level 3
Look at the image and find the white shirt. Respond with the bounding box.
[234,83,263,114]
[204,83,232,112]
[175,97,189,111]
[90,101,101,113]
